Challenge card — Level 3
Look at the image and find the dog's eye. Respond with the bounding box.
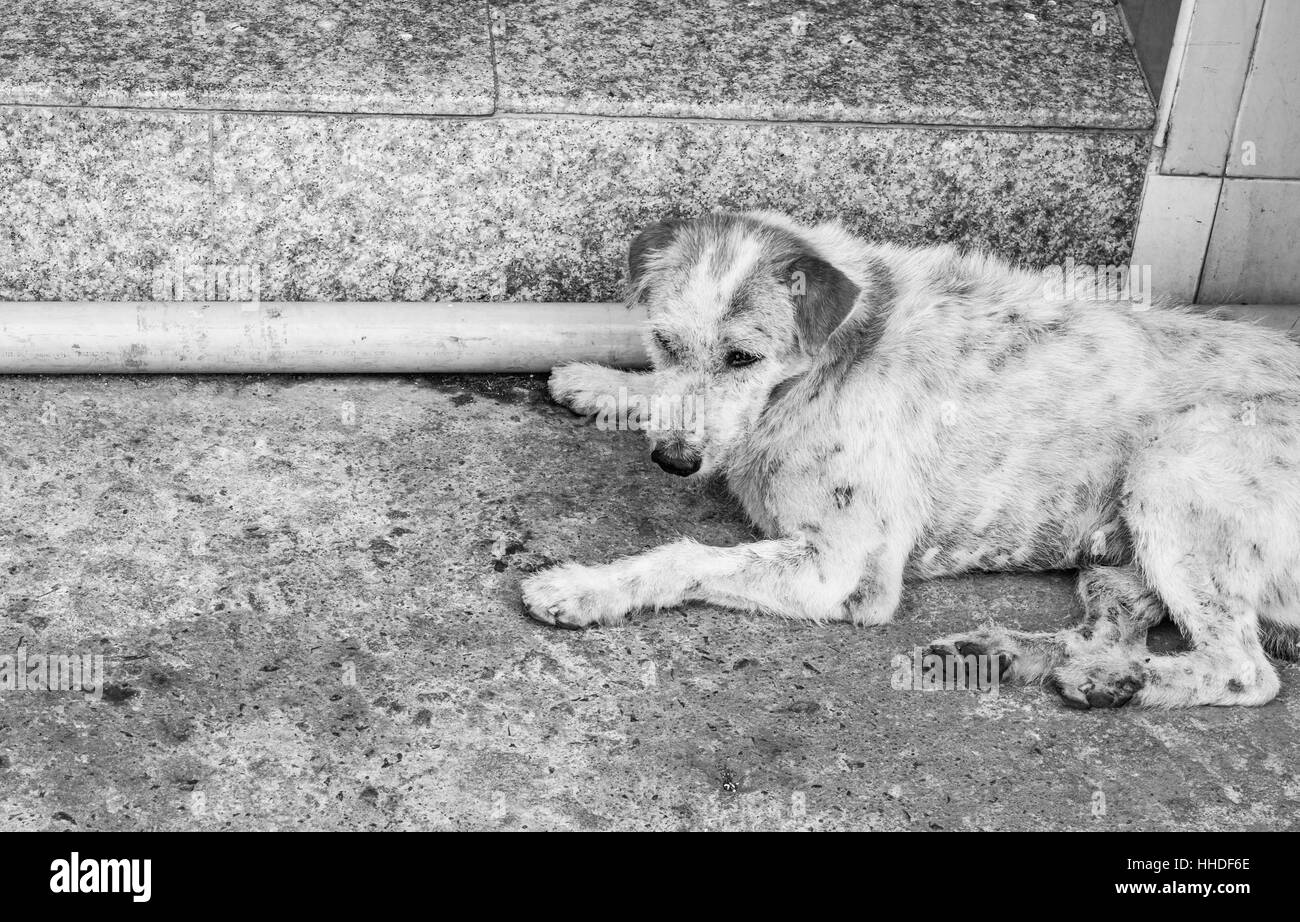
[725,350,762,369]
[652,331,677,360]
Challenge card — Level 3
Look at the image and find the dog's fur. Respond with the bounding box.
[521,211,1300,709]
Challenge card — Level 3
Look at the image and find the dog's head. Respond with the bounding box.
[627,213,863,478]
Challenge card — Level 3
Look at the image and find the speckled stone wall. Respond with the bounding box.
[0,0,1154,302]
[0,107,1150,301]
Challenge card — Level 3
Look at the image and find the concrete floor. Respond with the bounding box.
[0,373,1297,831]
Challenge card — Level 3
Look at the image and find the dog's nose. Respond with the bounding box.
[651,445,702,477]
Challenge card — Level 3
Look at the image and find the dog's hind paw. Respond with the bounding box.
[521,562,630,630]
[1049,656,1145,710]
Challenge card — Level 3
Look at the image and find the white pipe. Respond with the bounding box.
[0,301,1291,374]
[0,302,651,373]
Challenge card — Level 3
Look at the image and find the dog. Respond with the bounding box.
[521,211,1300,709]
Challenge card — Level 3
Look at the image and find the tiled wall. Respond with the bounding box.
[1128,0,1300,304]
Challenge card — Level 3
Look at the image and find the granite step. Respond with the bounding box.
[0,0,1155,303]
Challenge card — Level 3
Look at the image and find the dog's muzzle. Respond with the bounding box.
[651,444,702,477]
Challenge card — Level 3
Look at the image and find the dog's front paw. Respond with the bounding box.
[547,362,610,416]
[926,629,1018,681]
[521,562,631,630]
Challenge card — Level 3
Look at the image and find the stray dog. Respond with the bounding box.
[521,211,1300,709]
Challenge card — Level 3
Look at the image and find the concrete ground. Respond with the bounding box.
[0,373,1297,831]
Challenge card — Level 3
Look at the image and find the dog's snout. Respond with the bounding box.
[651,444,702,477]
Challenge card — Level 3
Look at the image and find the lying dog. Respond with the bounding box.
[521,211,1300,709]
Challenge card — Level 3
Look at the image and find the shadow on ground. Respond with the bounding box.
[0,374,1296,830]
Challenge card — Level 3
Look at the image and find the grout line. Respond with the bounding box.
[1149,172,1300,183]
[0,99,1155,136]
[1191,0,1266,304]
[484,0,500,116]
[1152,0,1196,150]
[487,108,1155,136]
[206,113,216,253]
[1220,0,1266,175]
[1191,176,1226,304]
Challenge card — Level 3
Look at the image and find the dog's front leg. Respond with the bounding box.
[548,362,654,417]
[521,530,905,629]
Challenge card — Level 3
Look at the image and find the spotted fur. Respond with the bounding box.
[523,211,1300,709]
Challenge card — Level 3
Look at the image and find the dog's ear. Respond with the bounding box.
[628,218,685,285]
[787,253,861,354]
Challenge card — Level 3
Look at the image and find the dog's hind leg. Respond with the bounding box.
[1051,534,1281,709]
[1050,596,1278,709]
[1049,411,1291,709]
[927,564,1165,686]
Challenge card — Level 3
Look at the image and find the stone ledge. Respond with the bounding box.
[0,106,1149,301]
[0,0,1153,128]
